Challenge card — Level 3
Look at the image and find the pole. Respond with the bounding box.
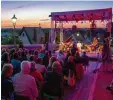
[13,24,16,48]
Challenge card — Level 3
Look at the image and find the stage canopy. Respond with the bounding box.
[50,8,112,22]
[49,8,112,44]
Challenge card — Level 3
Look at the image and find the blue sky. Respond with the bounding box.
[1,1,113,28]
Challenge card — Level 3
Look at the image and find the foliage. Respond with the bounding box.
[1,28,21,36]
[1,28,22,45]
[1,36,21,45]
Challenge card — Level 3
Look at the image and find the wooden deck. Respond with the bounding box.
[63,61,102,100]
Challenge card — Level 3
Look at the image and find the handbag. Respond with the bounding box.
[68,70,75,86]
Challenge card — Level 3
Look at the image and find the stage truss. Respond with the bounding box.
[49,8,112,44]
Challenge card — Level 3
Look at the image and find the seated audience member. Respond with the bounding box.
[27,50,33,61]
[71,43,78,56]
[9,48,16,60]
[43,51,49,67]
[20,51,27,62]
[11,52,21,75]
[52,49,57,57]
[13,61,38,100]
[17,50,22,60]
[1,48,6,55]
[1,52,10,70]
[36,58,47,75]
[29,55,34,62]
[30,61,44,89]
[1,64,14,100]
[64,51,71,65]
[81,52,89,71]
[47,56,57,71]
[63,56,76,81]
[39,50,45,59]
[34,50,38,63]
[41,61,63,100]
[6,48,10,53]
[66,56,75,70]
[48,50,52,58]
[57,50,65,65]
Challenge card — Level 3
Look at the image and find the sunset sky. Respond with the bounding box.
[1,1,113,28]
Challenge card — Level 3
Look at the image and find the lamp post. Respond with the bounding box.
[11,14,17,48]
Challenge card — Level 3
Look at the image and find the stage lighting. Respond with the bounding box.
[77,33,79,36]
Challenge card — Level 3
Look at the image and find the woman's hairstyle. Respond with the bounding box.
[21,61,31,74]
[52,61,62,74]
[2,64,13,78]
[1,52,10,63]
[48,56,57,67]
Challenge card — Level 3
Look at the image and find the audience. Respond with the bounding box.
[1,52,10,70]
[30,61,44,90]
[34,50,38,63]
[57,50,65,65]
[47,56,57,71]
[20,51,27,62]
[1,48,6,55]
[11,52,21,75]
[1,46,87,100]
[13,61,38,100]
[35,58,47,76]
[43,51,49,67]
[1,64,14,100]
[41,61,63,100]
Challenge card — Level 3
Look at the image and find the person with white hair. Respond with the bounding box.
[13,61,38,100]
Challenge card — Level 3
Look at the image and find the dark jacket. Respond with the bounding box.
[1,77,14,99]
[42,72,63,96]
[65,62,75,70]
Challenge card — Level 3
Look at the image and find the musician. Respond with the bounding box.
[77,41,82,52]
[71,42,78,56]
[92,37,98,47]
[90,37,98,52]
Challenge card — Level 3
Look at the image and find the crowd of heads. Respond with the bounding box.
[1,44,88,78]
[1,45,88,99]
